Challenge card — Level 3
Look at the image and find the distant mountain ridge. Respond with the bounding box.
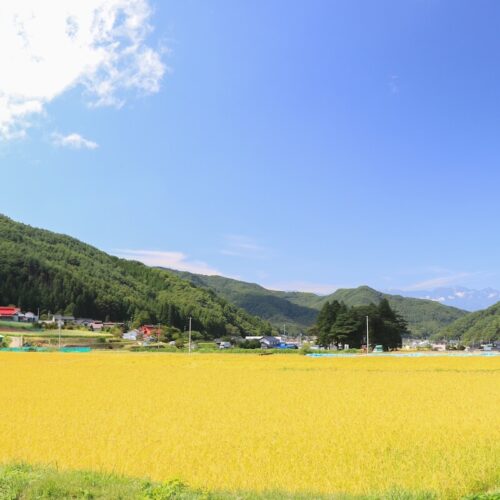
[168,271,468,337]
[388,287,500,312]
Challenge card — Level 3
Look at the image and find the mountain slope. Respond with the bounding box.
[435,301,500,343]
[168,271,318,334]
[167,272,468,337]
[0,215,271,338]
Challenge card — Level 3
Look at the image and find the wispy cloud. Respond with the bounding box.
[52,132,98,150]
[263,281,339,295]
[389,74,400,94]
[400,272,476,291]
[113,249,220,275]
[0,0,165,139]
[221,235,269,259]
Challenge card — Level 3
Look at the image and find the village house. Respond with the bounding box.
[51,314,76,325]
[0,306,21,321]
[75,318,94,327]
[140,325,160,337]
[103,322,125,330]
[260,336,281,349]
[18,311,39,323]
[0,307,39,323]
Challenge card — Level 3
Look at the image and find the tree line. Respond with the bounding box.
[312,298,407,349]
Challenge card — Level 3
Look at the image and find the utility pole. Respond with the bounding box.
[158,322,161,350]
[283,323,286,340]
[188,316,192,354]
[366,316,369,354]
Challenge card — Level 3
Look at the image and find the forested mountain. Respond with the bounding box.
[435,301,500,343]
[169,271,318,334]
[0,215,271,338]
[316,286,467,337]
[167,272,468,337]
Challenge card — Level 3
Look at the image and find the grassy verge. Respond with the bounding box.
[0,320,35,331]
[0,330,112,338]
[0,463,325,499]
[0,463,497,499]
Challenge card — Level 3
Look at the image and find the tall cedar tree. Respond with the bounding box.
[315,298,406,349]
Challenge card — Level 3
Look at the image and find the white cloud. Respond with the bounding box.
[0,0,165,139]
[52,132,98,150]
[113,249,221,276]
[221,235,268,259]
[428,296,446,303]
[263,281,339,295]
[421,296,446,302]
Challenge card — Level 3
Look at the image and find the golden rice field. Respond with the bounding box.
[0,352,498,498]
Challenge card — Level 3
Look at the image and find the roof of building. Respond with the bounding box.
[261,336,279,343]
[0,306,21,315]
[53,315,75,321]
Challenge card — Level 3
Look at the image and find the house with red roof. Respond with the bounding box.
[0,306,21,321]
[140,325,160,337]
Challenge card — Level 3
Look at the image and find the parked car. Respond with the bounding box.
[277,342,298,349]
[219,341,232,349]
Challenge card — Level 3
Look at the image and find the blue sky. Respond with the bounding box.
[1,0,499,294]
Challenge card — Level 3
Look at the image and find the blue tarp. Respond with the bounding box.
[307,352,500,358]
[59,347,91,353]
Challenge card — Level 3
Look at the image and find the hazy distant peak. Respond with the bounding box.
[388,287,500,312]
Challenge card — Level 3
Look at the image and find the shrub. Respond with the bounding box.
[143,478,190,499]
[299,343,313,355]
[239,339,261,349]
